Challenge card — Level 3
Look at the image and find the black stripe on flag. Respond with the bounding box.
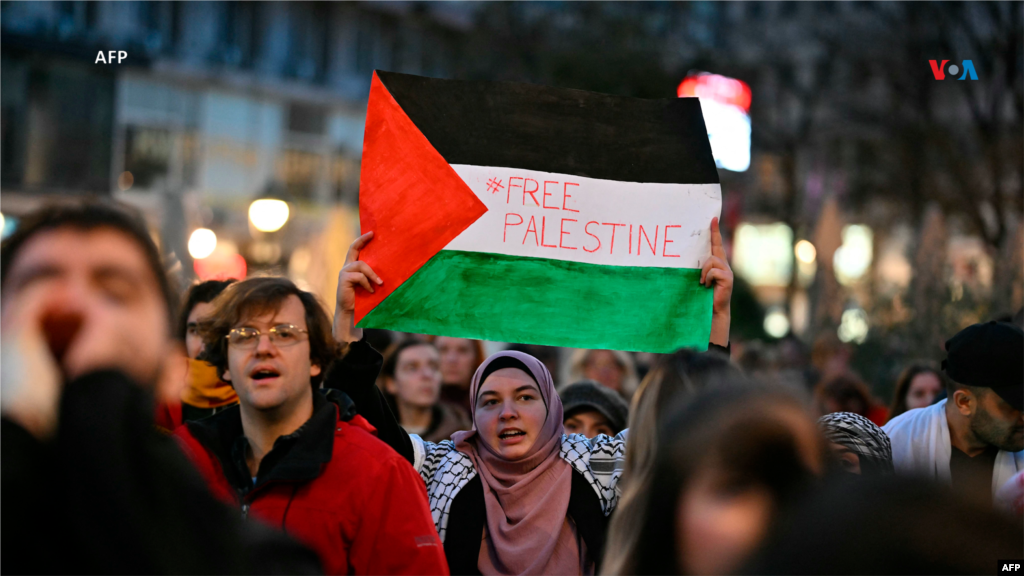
[376,70,719,185]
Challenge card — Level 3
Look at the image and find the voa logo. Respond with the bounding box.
[929,59,978,80]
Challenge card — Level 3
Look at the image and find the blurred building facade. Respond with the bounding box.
[719,2,1021,398]
[1,0,475,290]
[2,1,1020,400]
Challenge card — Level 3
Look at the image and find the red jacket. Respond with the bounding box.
[175,391,448,575]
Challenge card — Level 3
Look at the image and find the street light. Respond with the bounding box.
[834,225,873,286]
[838,308,869,344]
[795,239,817,287]
[249,199,290,233]
[794,240,817,263]
[764,307,790,338]
[188,228,218,260]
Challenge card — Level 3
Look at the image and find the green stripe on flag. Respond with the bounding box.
[358,250,713,353]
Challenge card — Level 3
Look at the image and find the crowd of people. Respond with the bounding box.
[1,199,1021,575]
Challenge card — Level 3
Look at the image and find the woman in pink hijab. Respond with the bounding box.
[408,350,625,575]
[327,221,735,574]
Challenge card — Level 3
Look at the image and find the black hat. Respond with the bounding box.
[559,380,630,434]
[943,321,1023,411]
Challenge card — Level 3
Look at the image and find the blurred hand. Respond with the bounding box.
[1,286,64,440]
[701,217,733,347]
[60,289,166,387]
[333,231,383,343]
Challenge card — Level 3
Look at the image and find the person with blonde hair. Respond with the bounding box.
[600,347,738,575]
[567,349,640,400]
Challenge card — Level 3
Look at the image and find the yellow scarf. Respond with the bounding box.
[180,358,238,409]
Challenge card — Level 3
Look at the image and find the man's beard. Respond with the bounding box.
[971,407,1024,453]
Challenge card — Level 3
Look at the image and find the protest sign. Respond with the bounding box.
[356,71,721,352]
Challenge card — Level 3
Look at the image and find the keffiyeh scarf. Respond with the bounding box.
[818,412,895,475]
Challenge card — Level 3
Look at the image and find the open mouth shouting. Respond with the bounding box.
[249,365,281,383]
[498,428,528,445]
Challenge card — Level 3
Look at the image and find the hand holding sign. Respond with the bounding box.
[701,217,733,347]
[333,231,383,344]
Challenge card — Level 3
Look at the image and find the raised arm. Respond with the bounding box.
[700,217,733,349]
[328,231,414,464]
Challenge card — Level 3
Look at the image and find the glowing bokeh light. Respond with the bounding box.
[187,228,218,260]
[764,308,791,338]
[249,199,290,233]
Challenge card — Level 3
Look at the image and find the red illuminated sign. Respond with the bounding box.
[677,73,752,112]
[194,253,247,281]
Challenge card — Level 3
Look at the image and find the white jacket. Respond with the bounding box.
[883,399,1024,497]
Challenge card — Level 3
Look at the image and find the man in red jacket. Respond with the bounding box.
[174,276,448,575]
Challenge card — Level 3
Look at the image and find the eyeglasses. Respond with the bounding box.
[226,324,309,349]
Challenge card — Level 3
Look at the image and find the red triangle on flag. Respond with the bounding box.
[355,72,488,324]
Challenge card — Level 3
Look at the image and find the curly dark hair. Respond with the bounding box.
[176,279,237,341]
[197,276,339,388]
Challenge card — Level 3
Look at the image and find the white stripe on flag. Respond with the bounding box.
[446,165,722,269]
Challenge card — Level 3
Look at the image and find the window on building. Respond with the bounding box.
[85,1,97,29]
[123,126,172,190]
[222,2,255,67]
[288,103,326,135]
[4,59,114,193]
[287,2,328,82]
[355,14,376,75]
[279,148,322,200]
[747,3,763,18]
[422,30,452,78]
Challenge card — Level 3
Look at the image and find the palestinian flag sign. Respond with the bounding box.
[355,71,721,353]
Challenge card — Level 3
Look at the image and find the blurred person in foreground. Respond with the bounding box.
[996,469,1024,517]
[0,201,318,574]
[433,335,486,413]
[175,276,448,575]
[156,278,238,431]
[329,219,735,575]
[630,385,826,575]
[746,475,1023,574]
[600,348,741,575]
[887,361,945,422]
[883,321,1023,510]
[381,339,470,443]
[817,412,894,476]
[560,380,629,438]
[568,348,640,400]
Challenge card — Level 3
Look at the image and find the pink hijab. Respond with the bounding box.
[451,351,580,575]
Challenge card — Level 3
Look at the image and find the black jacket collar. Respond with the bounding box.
[187,389,356,497]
